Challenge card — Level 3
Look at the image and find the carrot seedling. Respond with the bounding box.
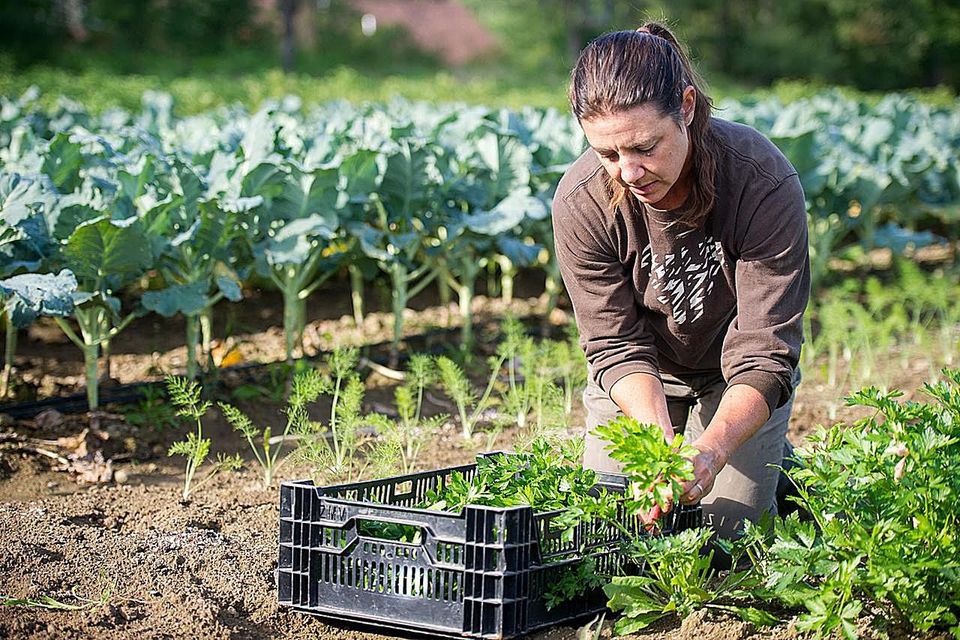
[166,375,241,499]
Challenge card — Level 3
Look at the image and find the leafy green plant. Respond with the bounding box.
[252,163,346,363]
[544,557,606,611]
[51,217,153,409]
[593,416,698,516]
[142,184,247,379]
[605,527,777,634]
[121,383,180,431]
[589,417,781,634]
[229,361,293,404]
[496,317,584,440]
[291,346,400,482]
[750,369,960,639]
[348,140,441,366]
[325,347,363,469]
[497,314,534,429]
[367,354,446,474]
[0,172,62,399]
[0,270,76,399]
[425,438,615,542]
[436,354,504,440]
[519,341,567,441]
[218,367,327,488]
[435,124,547,350]
[498,315,526,386]
[555,323,589,416]
[166,375,241,499]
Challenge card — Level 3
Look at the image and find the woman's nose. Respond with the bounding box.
[620,157,646,185]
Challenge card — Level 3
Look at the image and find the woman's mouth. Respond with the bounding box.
[628,181,658,196]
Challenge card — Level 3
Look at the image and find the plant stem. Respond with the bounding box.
[496,254,515,303]
[456,395,472,439]
[468,354,507,435]
[183,415,203,500]
[100,334,112,382]
[77,308,105,411]
[348,263,364,328]
[185,313,199,379]
[330,375,343,467]
[563,373,574,416]
[1,312,15,399]
[486,260,499,298]
[279,266,302,364]
[84,342,100,410]
[389,263,408,369]
[543,260,562,320]
[434,262,452,325]
[453,259,481,352]
[200,306,213,364]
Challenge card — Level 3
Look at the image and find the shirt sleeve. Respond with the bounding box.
[721,173,810,414]
[552,189,660,393]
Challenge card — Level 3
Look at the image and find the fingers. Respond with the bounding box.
[681,479,707,504]
[679,446,724,504]
[680,472,715,504]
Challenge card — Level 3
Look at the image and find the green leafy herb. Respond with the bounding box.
[749,369,960,638]
[606,527,777,634]
[424,438,613,543]
[593,416,697,515]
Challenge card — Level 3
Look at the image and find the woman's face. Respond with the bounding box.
[580,87,696,210]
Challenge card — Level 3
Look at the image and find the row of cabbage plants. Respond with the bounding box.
[1,89,958,408]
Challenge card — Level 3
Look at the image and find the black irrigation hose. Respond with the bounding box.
[0,315,562,419]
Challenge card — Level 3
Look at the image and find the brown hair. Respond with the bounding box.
[569,22,717,228]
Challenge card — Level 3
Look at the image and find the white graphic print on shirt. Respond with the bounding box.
[640,237,725,325]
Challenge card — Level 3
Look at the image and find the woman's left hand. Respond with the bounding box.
[680,444,726,504]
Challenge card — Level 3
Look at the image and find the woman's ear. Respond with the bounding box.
[681,86,696,126]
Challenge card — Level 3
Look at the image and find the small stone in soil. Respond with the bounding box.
[114,469,129,484]
[34,408,64,430]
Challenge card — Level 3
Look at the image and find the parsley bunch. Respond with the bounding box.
[592,416,697,515]
[423,438,616,543]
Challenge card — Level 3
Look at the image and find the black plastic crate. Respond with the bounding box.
[278,458,702,639]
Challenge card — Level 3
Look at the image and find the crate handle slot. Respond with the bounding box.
[356,518,427,546]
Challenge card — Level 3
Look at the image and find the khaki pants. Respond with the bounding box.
[583,370,798,539]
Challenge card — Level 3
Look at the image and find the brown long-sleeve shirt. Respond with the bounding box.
[552,117,810,414]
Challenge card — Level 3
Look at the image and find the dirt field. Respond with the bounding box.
[0,280,950,640]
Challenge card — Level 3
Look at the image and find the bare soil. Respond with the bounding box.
[0,279,951,640]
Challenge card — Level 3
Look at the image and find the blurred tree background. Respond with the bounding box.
[0,0,438,76]
[466,0,960,91]
[0,0,957,110]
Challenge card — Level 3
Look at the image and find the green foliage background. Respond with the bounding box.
[1,0,957,115]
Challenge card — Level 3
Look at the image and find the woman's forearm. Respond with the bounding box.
[609,371,675,438]
[675,383,771,504]
[696,383,770,467]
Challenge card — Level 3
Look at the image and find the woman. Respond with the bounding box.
[553,23,810,539]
